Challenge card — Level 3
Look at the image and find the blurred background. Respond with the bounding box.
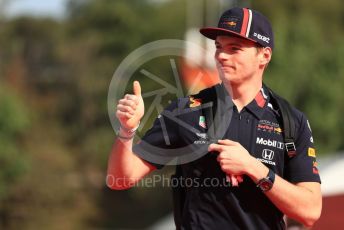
[0,0,343,229]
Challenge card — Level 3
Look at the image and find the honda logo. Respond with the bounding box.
[262,149,274,160]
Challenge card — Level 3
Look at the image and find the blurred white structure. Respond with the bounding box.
[312,152,344,230]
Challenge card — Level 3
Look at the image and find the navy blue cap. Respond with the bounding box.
[200,7,274,50]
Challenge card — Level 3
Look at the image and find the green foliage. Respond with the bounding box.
[253,0,344,154]
[0,86,30,201]
[0,88,30,135]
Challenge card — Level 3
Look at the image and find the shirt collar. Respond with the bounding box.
[245,85,270,119]
[214,83,270,119]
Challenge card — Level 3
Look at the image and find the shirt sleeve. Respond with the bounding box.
[133,100,183,169]
[284,112,321,183]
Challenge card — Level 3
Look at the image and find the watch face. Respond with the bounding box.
[260,179,272,191]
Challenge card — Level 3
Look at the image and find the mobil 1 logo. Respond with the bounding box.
[256,137,284,150]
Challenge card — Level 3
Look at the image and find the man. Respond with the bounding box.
[107,7,322,229]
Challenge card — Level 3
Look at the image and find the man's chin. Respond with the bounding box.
[220,75,242,84]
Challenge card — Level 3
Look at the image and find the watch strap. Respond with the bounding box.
[267,168,275,184]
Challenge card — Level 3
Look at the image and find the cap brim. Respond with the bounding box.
[200,27,258,44]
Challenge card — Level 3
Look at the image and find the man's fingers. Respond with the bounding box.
[116,110,133,119]
[133,81,141,96]
[117,104,135,115]
[118,99,137,109]
[226,175,243,187]
[124,94,138,102]
[231,175,239,187]
[237,175,244,183]
[208,144,224,153]
[218,139,238,146]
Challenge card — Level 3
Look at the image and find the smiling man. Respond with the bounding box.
[107,7,322,229]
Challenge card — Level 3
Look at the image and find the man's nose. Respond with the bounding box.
[216,50,228,61]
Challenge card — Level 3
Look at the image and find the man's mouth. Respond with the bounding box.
[219,65,234,71]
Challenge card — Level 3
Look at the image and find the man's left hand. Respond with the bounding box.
[208,139,254,177]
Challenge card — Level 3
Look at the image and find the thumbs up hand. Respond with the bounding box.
[116,81,145,130]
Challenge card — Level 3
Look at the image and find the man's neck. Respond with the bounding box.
[223,81,263,112]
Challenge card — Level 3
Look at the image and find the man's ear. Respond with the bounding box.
[260,47,272,66]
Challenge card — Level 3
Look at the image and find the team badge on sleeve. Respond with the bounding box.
[308,148,316,157]
[313,161,319,174]
[189,97,202,107]
[199,116,206,128]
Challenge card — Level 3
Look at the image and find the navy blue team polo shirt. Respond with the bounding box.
[133,83,321,230]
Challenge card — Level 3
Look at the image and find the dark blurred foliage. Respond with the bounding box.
[0,0,343,229]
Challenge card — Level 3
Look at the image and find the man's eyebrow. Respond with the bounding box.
[215,41,242,47]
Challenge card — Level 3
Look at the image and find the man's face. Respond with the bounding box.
[215,35,265,84]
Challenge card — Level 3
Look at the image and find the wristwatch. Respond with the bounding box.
[256,168,275,192]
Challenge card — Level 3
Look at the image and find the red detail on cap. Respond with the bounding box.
[240,8,249,37]
[255,90,266,108]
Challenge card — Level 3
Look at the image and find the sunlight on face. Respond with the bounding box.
[215,35,266,84]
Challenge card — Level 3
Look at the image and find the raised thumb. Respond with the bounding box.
[133,81,141,96]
